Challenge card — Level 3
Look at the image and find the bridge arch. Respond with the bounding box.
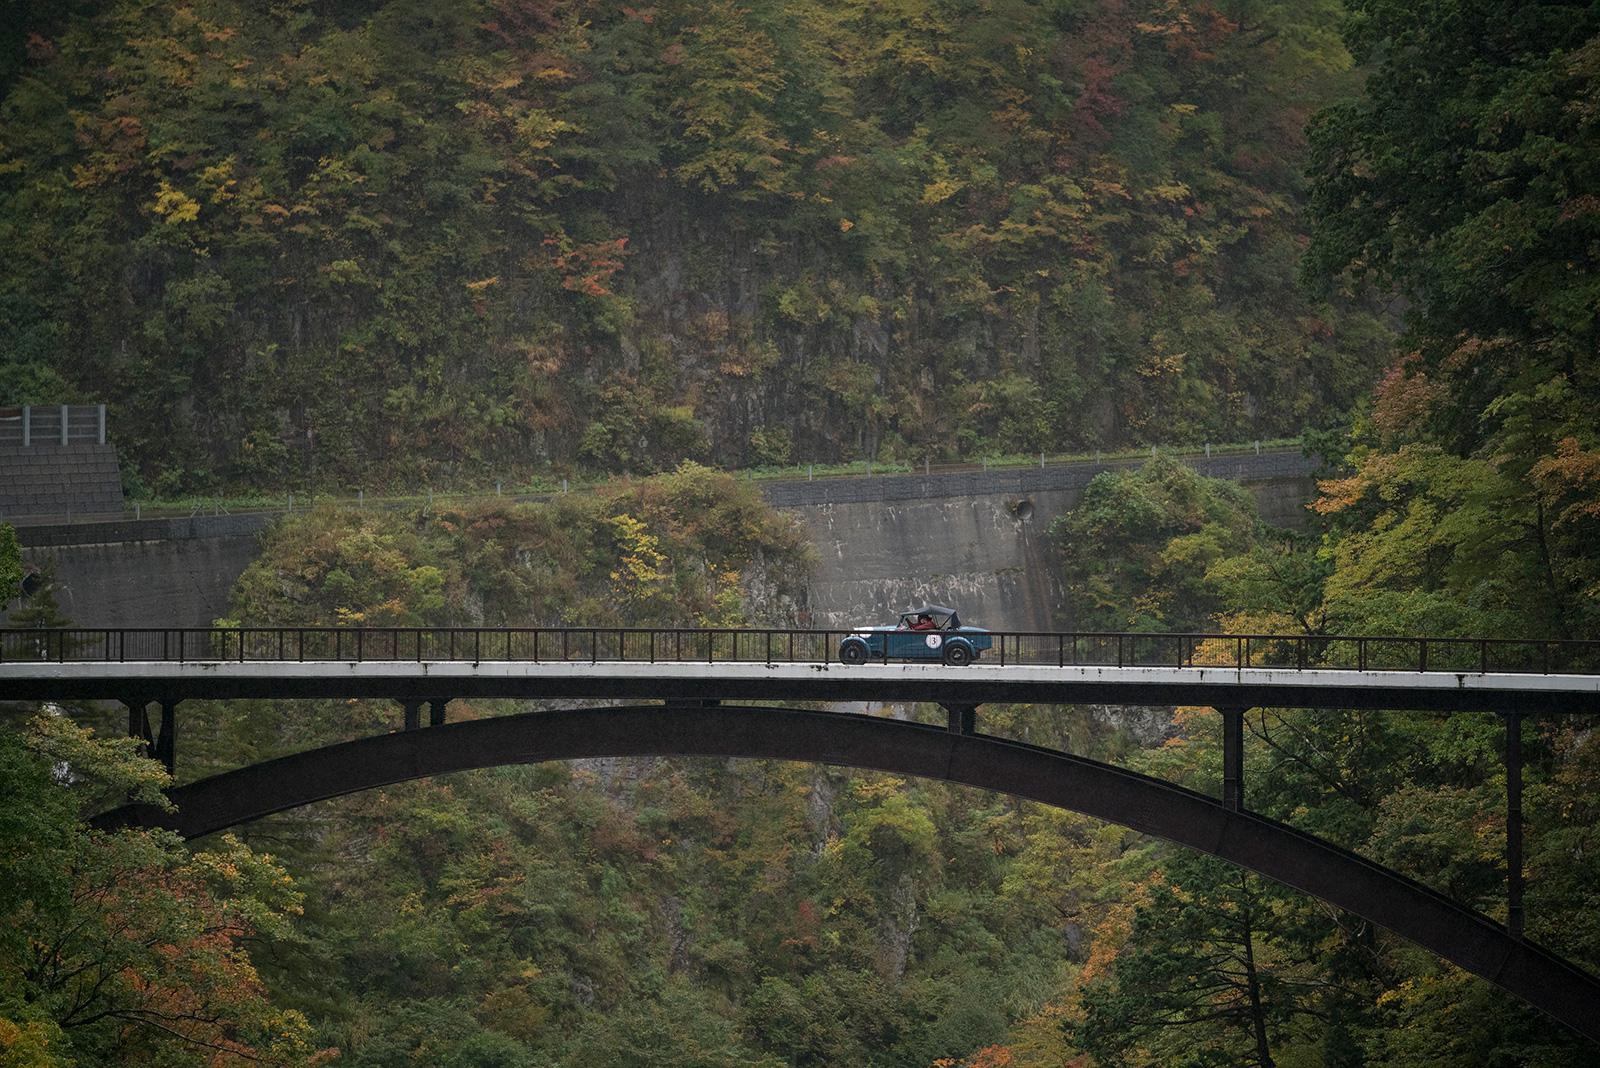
[97,704,1600,1043]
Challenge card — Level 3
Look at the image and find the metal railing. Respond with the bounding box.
[0,404,107,447]
[2,627,1597,675]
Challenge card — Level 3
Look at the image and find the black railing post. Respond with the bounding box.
[475,630,482,664]
[1220,707,1247,812]
[1506,711,1525,940]
[401,698,421,731]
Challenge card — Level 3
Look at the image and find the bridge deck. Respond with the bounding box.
[4,659,1597,712]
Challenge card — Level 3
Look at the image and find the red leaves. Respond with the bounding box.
[545,235,630,298]
[1371,354,1446,445]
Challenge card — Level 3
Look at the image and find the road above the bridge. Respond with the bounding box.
[5,660,1597,712]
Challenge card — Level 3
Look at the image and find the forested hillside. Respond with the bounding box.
[1,0,1387,493]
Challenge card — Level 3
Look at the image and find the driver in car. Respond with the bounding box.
[909,613,936,631]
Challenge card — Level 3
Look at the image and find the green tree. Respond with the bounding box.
[0,715,325,1065]
[0,522,20,605]
[1051,455,1266,632]
[1070,853,1337,1068]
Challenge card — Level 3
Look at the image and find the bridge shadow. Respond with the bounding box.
[95,703,1600,1044]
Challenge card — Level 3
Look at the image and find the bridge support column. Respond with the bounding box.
[125,698,153,750]
[1505,712,1524,940]
[154,700,178,775]
[401,699,422,731]
[1219,707,1247,812]
[427,698,451,728]
[944,704,977,735]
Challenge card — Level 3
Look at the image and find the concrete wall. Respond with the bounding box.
[798,473,1315,632]
[12,516,270,629]
[10,453,1318,631]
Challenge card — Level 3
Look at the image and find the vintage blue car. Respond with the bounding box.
[838,605,993,666]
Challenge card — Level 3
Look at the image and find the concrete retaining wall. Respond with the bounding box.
[10,453,1318,631]
[13,515,271,630]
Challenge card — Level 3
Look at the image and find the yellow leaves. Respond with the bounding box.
[151,180,201,223]
[920,177,962,205]
[850,775,905,801]
[466,276,501,291]
[607,512,669,599]
[1170,102,1199,115]
[1135,350,1187,378]
[198,157,237,202]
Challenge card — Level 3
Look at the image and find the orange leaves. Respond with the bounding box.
[1529,437,1600,528]
[544,236,629,298]
[1371,354,1446,444]
[937,1047,1017,1068]
[1310,471,1369,516]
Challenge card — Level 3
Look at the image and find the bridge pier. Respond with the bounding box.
[125,697,153,749]
[944,703,977,734]
[427,698,451,728]
[400,699,422,730]
[154,700,177,775]
[1219,706,1247,812]
[125,697,177,774]
[1506,711,1524,940]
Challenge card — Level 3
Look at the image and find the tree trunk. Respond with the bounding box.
[1239,874,1276,1067]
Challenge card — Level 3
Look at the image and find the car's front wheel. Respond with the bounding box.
[840,641,869,665]
[943,643,973,667]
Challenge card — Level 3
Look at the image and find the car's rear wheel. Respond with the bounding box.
[840,642,868,666]
[943,643,973,667]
